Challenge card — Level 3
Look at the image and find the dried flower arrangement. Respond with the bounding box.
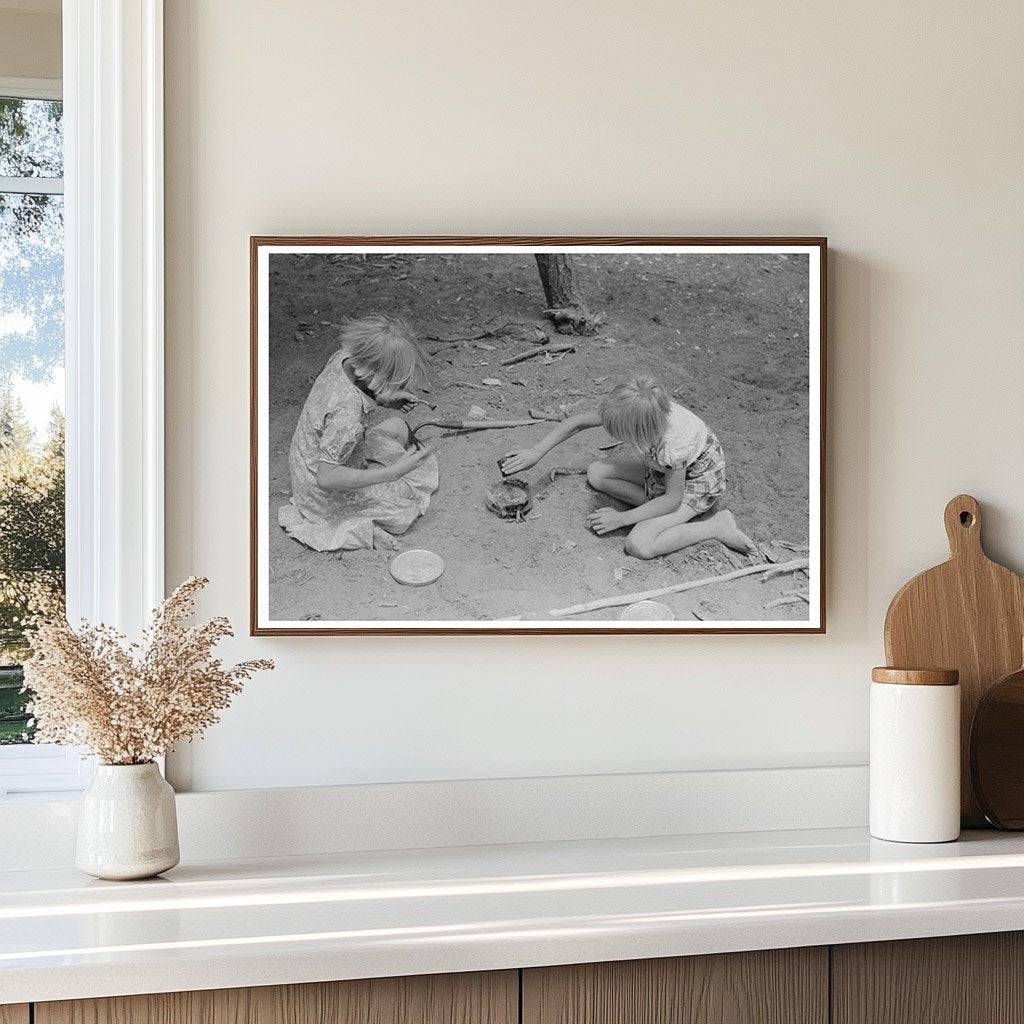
[22,577,273,765]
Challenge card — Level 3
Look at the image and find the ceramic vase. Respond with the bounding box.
[76,762,180,880]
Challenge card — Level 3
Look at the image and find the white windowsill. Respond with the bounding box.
[0,744,94,799]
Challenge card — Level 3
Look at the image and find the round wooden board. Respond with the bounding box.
[619,600,674,621]
[389,549,445,587]
[970,663,1024,829]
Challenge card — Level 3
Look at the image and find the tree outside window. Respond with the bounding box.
[0,94,65,745]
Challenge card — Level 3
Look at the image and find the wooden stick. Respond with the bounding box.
[455,419,541,431]
[764,591,810,610]
[501,343,576,367]
[415,418,541,435]
[763,563,807,581]
[549,558,810,618]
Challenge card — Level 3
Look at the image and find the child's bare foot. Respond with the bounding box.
[373,526,401,551]
[712,510,757,555]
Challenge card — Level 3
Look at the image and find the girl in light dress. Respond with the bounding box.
[502,376,756,560]
[279,316,438,552]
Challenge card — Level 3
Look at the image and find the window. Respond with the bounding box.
[0,79,83,797]
[0,5,166,798]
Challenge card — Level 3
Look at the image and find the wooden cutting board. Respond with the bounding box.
[884,494,1024,826]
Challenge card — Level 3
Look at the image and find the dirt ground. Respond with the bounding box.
[266,251,812,624]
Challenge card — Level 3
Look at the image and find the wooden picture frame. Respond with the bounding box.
[251,237,826,635]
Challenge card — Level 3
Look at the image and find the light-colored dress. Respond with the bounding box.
[640,402,727,514]
[278,351,439,551]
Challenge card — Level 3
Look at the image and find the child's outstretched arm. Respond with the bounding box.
[588,466,689,534]
[316,445,434,492]
[501,409,602,474]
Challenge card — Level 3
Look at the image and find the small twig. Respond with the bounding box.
[501,343,576,367]
[764,591,810,610]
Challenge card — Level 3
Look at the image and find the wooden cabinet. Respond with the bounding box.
[22,932,1024,1024]
[832,932,1024,1024]
[522,948,827,1024]
[34,971,517,1024]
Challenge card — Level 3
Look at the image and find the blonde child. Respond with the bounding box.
[502,377,755,560]
[279,315,438,551]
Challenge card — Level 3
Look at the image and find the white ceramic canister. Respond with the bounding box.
[76,762,180,880]
[870,667,961,843]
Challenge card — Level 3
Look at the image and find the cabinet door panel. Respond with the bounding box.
[36,970,517,1024]
[523,948,828,1024]
[832,932,1024,1024]
[0,1006,29,1024]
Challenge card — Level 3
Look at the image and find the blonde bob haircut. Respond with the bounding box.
[599,376,671,450]
[340,315,426,394]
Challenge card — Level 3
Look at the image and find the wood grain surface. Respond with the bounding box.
[35,971,517,1024]
[0,1006,29,1024]
[522,948,828,1024]
[884,494,1024,825]
[970,653,1024,827]
[832,932,1024,1024]
[871,666,959,686]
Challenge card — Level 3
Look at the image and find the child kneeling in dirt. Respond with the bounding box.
[502,377,755,560]
[279,315,438,552]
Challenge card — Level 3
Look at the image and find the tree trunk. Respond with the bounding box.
[535,254,584,309]
[533,255,604,335]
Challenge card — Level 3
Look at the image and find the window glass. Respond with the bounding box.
[0,97,65,746]
[0,98,63,178]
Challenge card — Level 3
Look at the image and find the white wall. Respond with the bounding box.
[164,1,1024,792]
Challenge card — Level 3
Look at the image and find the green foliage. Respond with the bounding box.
[0,97,63,177]
[0,667,30,743]
[0,396,65,742]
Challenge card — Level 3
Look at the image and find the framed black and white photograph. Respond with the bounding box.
[251,237,825,635]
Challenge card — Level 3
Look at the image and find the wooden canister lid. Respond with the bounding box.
[871,667,959,686]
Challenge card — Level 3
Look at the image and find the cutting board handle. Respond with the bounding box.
[944,494,983,559]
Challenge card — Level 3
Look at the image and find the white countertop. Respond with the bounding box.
[4,826,1024,1004]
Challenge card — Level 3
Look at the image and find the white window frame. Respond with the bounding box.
[0,0,164,799]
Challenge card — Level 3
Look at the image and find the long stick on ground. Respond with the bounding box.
[412,418,542,443]
[449,418,541,431]
[549,558,810,618]
[501,343,576,366]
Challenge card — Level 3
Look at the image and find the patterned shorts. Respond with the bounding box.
[645,433,727,514]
